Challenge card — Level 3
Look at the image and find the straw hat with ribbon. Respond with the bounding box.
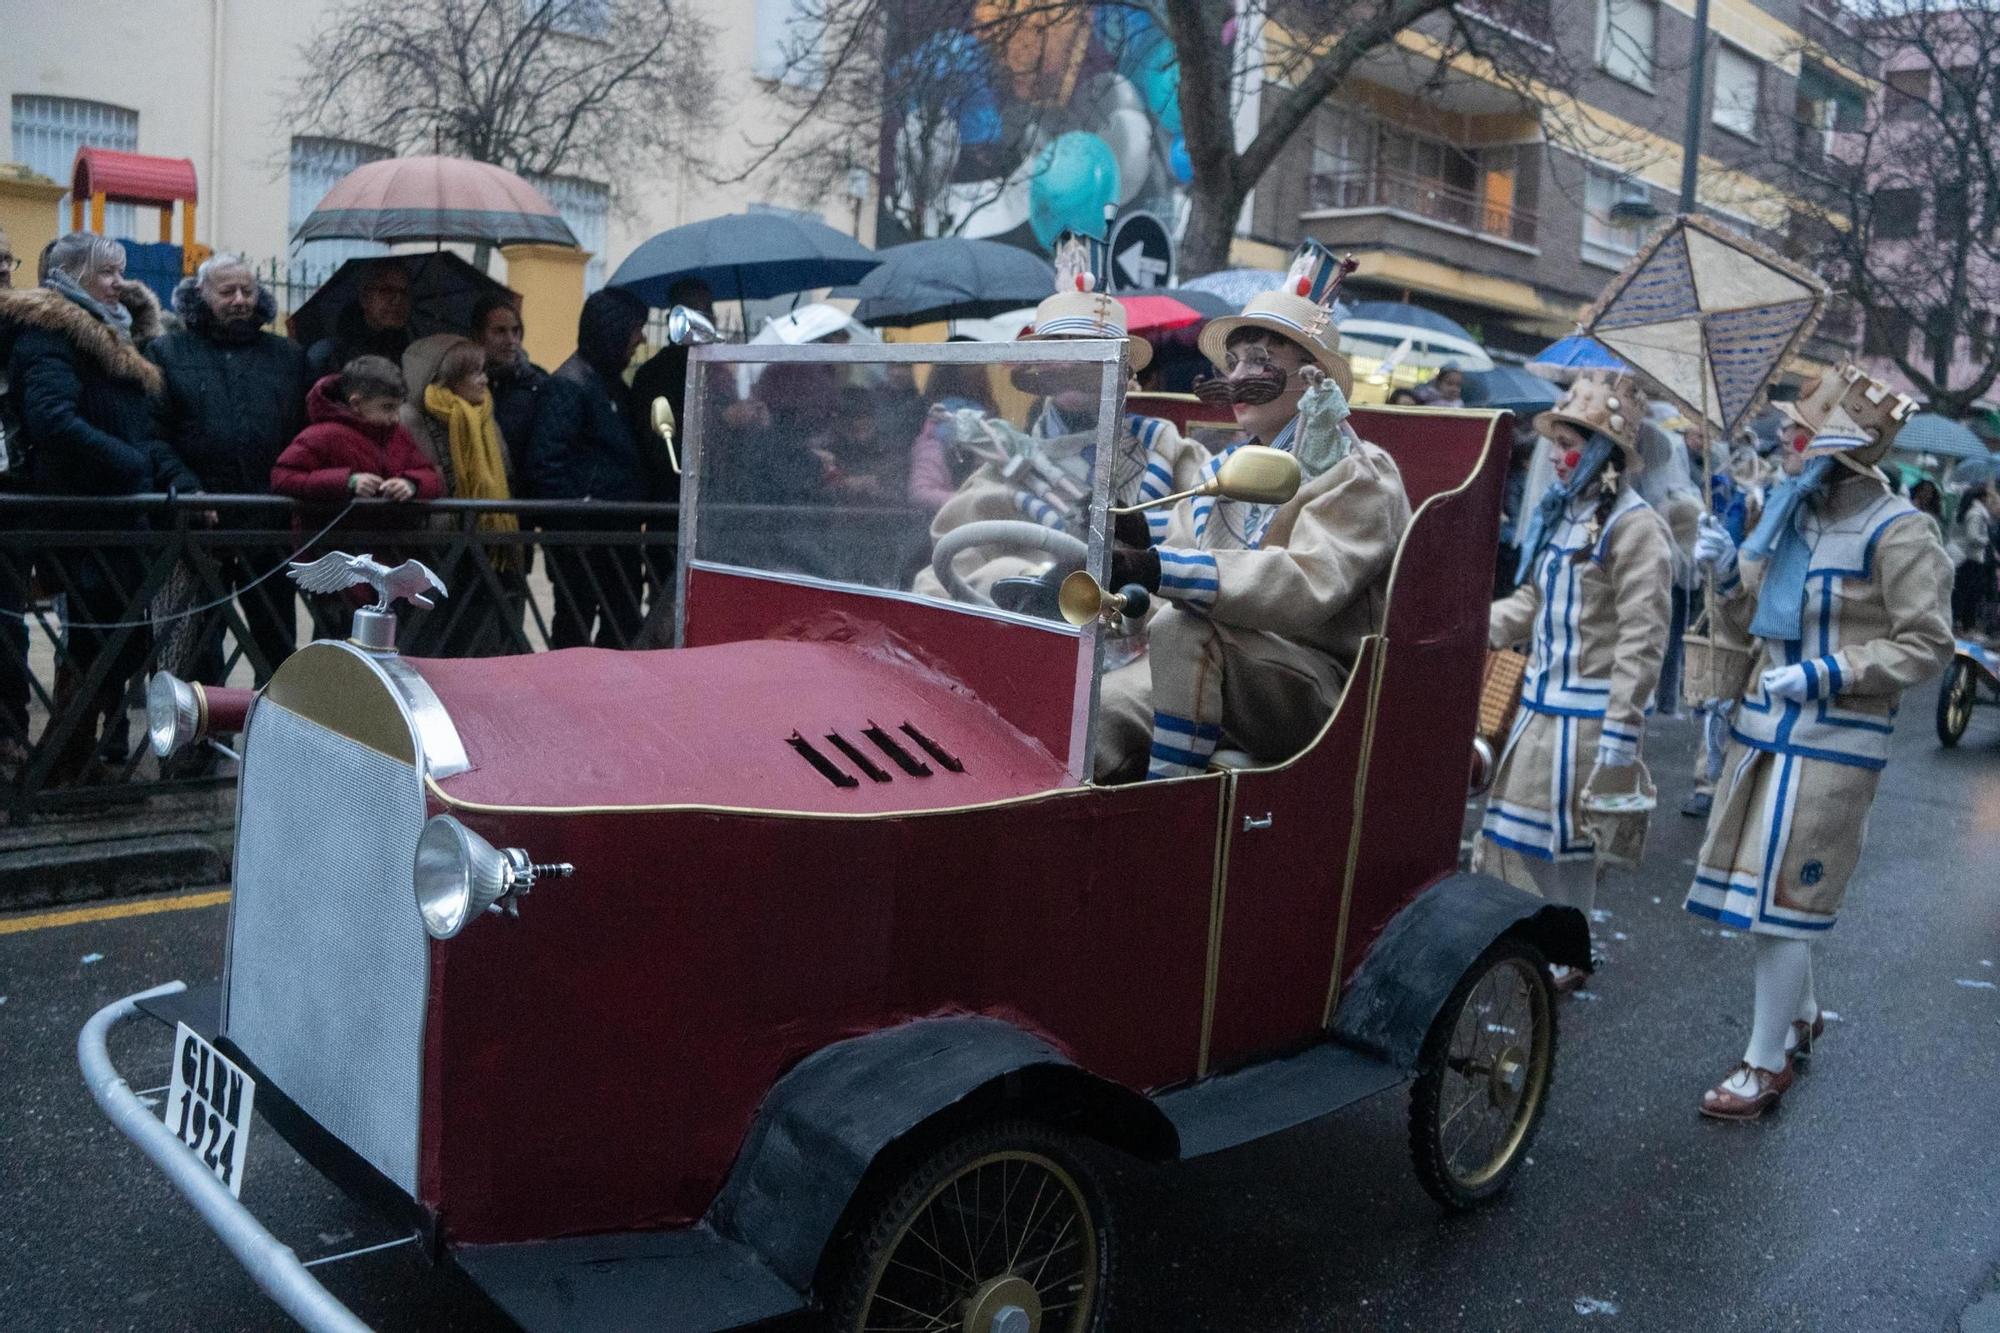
[1196,239,1355,394]
[1017,227,1151,372]
[1776,363,1919,468]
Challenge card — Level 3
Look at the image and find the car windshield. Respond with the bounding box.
[679,340,1127,624]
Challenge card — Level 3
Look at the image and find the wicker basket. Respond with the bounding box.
[1479,649,1529,748]
[1681,606,1756,709]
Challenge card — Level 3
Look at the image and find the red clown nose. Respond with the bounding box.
[1563,449,1581,472]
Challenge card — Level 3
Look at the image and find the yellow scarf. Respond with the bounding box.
[424,383,520,564]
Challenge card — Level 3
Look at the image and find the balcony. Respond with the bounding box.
[1305,166,1539,249]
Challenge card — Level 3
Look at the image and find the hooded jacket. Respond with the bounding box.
[270,375,443,533]
[0,281,197,512]
[148,276,310,499]
[524,288,666,504]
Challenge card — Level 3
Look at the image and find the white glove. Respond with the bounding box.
[1760,663,1811,702]
[1693,514,1737,576]
[1594,733,1638,769]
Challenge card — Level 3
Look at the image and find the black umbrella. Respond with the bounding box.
[829,236,1055,326]
[285,253,512,350]
[609,212,881,306]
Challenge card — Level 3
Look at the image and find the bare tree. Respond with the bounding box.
[287,0,716,186]
[745,0,1590,273]
[1778,0,2000,418]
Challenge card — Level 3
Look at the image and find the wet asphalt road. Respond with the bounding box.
[3,703,1998,1333]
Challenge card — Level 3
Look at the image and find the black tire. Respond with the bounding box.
[824,1119,1114,1333]
[1408,934,1558,1211]
[1937,658,1975,747]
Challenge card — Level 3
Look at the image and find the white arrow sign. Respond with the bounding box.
[1116,240,1168,289]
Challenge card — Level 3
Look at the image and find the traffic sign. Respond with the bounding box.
[1108,212,1173,292]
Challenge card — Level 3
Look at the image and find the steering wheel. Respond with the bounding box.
[929,520,1090,608]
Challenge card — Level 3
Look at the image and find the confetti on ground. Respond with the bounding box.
[1650,896,1662,904]
[1574,1296,1620,1316]
[1572,990,1601,1002]
[80,953,103,965]
[1612,931,1630,941]
[1718,930,1737,938]
[1823,1010,1841,1022]
[1956,978,1998,991]
[316,1230,355,1247]
[1590,909,1612,922]
[1983,960,1994,968]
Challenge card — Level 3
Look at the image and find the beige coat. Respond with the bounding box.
[1685,469,1952,936]
[1477,487,1675,873]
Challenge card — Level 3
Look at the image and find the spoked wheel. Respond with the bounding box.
[827,1120,1112,1333]
[1937,658,1977,746]
[1409,936,1557,1210]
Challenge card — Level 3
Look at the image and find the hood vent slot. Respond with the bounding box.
[863,723,930,777]
[788,732,858,788]
[826,732,892,783]
[898,722,964,773]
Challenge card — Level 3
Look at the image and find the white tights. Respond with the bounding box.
[1744,936,1818,1074]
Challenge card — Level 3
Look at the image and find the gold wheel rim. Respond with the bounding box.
[857,1148,1097,1333]
[1434,956,1553,1191]
[1949,666,1977,734]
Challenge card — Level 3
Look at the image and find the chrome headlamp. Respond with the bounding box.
[147,672,204,758]
[413,814,573,940]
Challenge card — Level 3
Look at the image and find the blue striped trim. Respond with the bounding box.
[1601,724,1640,743]
[1037,315,1123,338]
[1480,830,1559,861]
[1822,655,1842,695]
[1142,460,1173,492]
[1802,659,1824,700]
[1153,713,1222,740]
[1156,547,1219,609]
[1149,738,1215,768]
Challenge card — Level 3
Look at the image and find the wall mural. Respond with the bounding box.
[879,4,1202,278]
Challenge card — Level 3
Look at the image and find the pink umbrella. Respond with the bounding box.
[292,155,578,249]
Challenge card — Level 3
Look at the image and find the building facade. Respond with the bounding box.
[1249,0,1874,371]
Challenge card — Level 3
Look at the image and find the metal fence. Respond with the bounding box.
[0,493,684,821]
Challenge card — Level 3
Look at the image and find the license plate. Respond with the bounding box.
[163,1023,255,1198]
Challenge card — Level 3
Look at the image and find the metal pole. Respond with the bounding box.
[1679,0,1713,212]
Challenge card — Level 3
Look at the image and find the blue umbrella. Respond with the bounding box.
[610,212,881,305]
[1179,268,1284,307]
[829,237,1053,326]
[1894,412,1996,462]
[1461,366,1561,413]
[1526,335,1628,380]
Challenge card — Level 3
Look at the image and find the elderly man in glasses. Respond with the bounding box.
[1093,241,1412,782]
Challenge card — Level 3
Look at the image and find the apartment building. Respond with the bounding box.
[1248,0,1874,367]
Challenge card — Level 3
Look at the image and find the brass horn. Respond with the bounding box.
[1059,570,1151,627]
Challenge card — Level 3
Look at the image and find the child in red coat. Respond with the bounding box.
[272,357,443,538]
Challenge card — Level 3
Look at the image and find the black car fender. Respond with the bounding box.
[1332,872,1590,1071]
[706,1015,1178,1296]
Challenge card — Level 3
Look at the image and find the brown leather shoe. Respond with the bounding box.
[1698,1060,1796,1121]
[1787,1012,1826,1063]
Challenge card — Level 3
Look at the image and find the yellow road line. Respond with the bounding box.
[0,889,231,936]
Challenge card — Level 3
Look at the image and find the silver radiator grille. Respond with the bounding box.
[226,699,429,1194]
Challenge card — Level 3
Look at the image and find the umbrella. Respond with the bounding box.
[1894,412,1998,462]
[830,237,1053,326]
[1581,214,1826,438]
[292,155,578,249]
[1461,366,1561,414]
[284,253,512,351]
[1116,294,1206,336]
[750,303,881,346]
[1951,455,1998,487]
[610,212,881,305]
[1158,286,1234,320]
[1340,300,1494,372]
[1526,335,1629,380]
[1179,268,1284,307]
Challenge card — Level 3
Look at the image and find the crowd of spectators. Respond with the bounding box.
[0,233,688,784]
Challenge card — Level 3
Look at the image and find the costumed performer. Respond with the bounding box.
[913,227,1206,603]
[1475,372,1676,993]
[1093,240,1411,781]
[1683,365,1951,1120]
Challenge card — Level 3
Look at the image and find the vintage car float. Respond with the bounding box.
[83,338,1586,1333]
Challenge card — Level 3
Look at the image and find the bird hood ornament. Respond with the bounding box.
[288,552,447,652]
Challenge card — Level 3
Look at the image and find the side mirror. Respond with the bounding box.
[650,396,681,474]
[666,305,720,347]
[1210,445,1301,505]
[1109,443,1302,516]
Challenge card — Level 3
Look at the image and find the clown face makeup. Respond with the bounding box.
[1547,421,1589,481]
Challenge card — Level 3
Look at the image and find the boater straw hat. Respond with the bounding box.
[1534,371,1649,470]
[1197,239,1355,395]
[1017,227,1151,372]
[1776,363,1918,467]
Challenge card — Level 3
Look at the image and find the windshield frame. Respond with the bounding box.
[674,336,1131,782]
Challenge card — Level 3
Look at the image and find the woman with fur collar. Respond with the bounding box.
[0,232,200,781]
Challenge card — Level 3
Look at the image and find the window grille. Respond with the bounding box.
[10,95,139,237]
